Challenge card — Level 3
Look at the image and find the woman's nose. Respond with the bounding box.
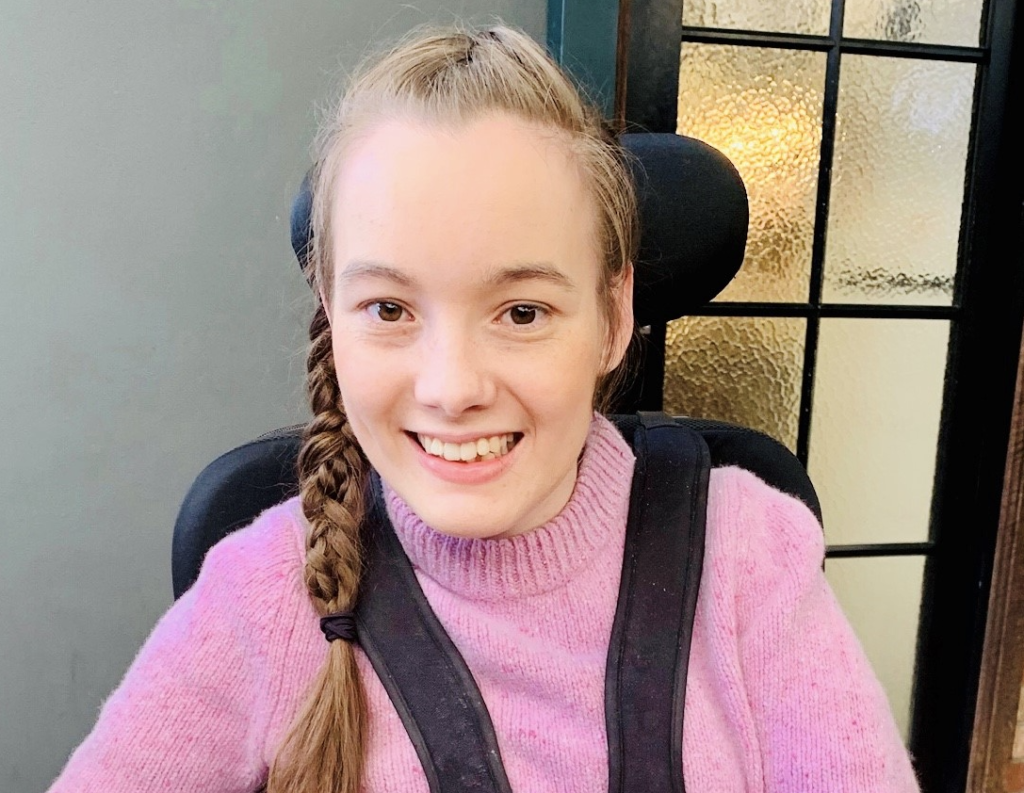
[413,325,496,416]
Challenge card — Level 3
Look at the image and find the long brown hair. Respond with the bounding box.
[267,24,639,793]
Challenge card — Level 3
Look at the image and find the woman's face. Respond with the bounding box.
[326,112,632,539]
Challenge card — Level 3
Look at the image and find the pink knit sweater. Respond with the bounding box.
[49,415,920,792]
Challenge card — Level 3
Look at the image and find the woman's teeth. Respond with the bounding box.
[417,433,518,462]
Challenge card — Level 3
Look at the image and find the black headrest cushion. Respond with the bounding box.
[621,134,748,324]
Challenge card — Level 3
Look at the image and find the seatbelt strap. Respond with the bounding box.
[605,412,709,793]
[354,479,513,793]
[354,413,710,793]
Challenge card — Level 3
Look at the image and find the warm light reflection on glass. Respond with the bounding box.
[664,315,805,450]
[678,44,826,303]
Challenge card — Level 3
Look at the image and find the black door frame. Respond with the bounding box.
[620,1,1024,790]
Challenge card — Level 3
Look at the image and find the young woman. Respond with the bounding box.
[49,25,921,793]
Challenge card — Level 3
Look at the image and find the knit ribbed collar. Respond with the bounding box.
[382,413,636,601]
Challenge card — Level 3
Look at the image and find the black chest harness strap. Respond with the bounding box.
[353,413,710,793]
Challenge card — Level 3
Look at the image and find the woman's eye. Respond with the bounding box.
[371,302,405,322]
[507,305,539,325]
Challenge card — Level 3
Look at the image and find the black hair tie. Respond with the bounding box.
[320,612,357,643]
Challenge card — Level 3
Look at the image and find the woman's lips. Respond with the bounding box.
[405,431,522,484]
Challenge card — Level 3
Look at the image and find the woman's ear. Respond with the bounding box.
[605,263,635,373]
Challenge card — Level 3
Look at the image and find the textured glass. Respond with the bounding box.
[808,319,949,545]
[683,0,830,35]
[824,555,924,740]
[663,316,805,450]
[678,45,826,302]
[824,57,974,305]
[844,0,984,45]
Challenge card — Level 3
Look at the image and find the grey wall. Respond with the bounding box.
[0,1,545,789]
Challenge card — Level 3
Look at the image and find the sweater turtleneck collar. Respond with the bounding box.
[382,413,636,601]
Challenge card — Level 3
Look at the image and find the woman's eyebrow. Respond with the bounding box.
[337,261,576,291]
[485,263,576,290]
[336,261,416,288]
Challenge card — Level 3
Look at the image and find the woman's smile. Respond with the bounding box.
[412,431,521,462]
[404,428,524,487]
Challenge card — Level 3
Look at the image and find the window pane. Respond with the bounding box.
[663,316,805,450]
[678,44,826,302]
[824,555,924,740]
[823,57,974,305]
[683,0,830,36]
[843,0,984,46]
[808,319,949,545]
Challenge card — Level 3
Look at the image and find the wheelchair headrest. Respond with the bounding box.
[289,133,748,327]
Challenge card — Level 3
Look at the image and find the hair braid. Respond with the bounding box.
[267,302,368,793]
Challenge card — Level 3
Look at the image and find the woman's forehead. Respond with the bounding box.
[328,113,601,280]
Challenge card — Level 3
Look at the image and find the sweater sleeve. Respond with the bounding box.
[723,468,922,793]
[47,502,310,793]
